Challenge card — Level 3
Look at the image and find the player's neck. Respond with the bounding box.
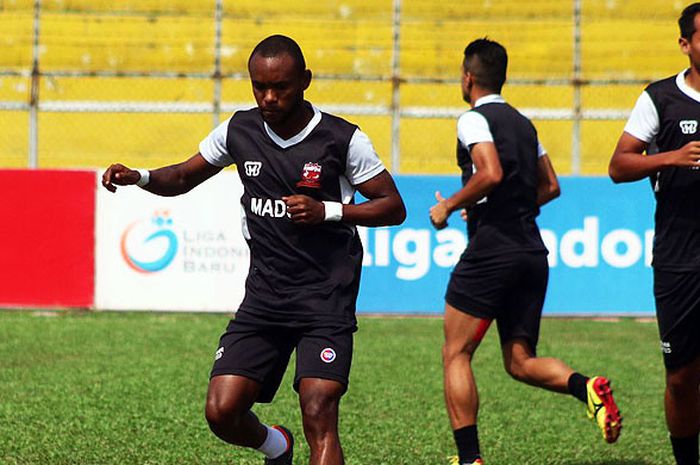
[685,64,700,93]
[267,101,314,140]
[468,88,497,108]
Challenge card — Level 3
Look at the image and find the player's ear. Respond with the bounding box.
[462,67,473,82]
[463,71,475,90]
[680,36,691,56]
[302,69,312,91]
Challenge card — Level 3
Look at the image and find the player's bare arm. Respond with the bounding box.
[285,170,406,227]
[282,170,405,227]
[102,153,222,196]
[429,141,502,230]
[345,170,406,226]
[609,133,700,183]
[536,153,560,206]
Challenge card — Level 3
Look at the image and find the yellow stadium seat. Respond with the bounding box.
[0,0,690,175]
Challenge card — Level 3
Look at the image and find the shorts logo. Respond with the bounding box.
[679,120,698,135]
[244,161,262,177]
[296,162,322,189]
[661,341,671,354]
[215,347,224,360]
[320,348,336,363]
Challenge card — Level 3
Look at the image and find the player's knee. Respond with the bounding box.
[442,342,472,365]
[504,362,526,382]
[441,344,452,364]
[503,356,530,382]
[666,368,698,399]
[204,400,227,430]
[301,395,338,429]
[204,397,245,433]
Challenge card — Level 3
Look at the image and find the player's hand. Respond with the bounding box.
[669,141,700,168]
[102,163,141,193]
[429,191,450,230]
[283,195,324,225]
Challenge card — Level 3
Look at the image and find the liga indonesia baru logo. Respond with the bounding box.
[120,210,179,273]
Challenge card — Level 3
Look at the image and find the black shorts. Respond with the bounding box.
[654,269,700,370]
[210,315,354,403]
[445,251,548,350]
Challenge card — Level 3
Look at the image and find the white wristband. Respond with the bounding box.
[322,201,343,222]
[135,169,150,187]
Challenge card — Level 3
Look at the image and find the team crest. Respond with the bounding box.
[320,347,336,363]
[296,162,322,189]
[244,161,262,177]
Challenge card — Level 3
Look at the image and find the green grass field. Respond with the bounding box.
[0,311,668,464]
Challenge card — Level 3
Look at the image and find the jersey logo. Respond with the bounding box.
[244,161,262,177]
[296,162,322,189]
[679,120,698,135]
[661,341,671,354]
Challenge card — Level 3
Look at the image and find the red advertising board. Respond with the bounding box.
[0,169,95,308]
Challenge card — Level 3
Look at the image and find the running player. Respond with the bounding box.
[102,35,406,465]
[430,38,622,465]
[609,4,700,464]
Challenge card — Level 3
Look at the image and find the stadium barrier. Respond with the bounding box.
[0,169,655,315]
[95,170,249,312]
[357,176,655,315]
[0,169,95,308]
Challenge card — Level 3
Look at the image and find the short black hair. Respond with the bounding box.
[679,3,700,40]
[463,38,508,93]
[248,34,306,74]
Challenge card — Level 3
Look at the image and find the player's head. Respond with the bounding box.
[679,3,700,67]
[461,38,507,104]
[680,3,700,40]
[248,35,311,125]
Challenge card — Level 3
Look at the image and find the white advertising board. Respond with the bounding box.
[95,171,249,312]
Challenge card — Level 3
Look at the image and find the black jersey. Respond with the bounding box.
[627,71,700,271]
[456,95,547,258]
[199,102,385,325]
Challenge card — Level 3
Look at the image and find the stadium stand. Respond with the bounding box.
[0,0,689,173]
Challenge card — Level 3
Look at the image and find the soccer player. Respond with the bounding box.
[102,35,406,465]
[609,4,700,464]
[430,38,622,465]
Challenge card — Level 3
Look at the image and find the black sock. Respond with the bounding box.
[454,425,480,463]
[567,372,589,404]
[670,434,699,465]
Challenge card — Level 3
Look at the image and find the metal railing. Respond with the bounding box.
[0,0,662,172]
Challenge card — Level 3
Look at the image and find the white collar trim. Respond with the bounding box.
[474,94,506,107]
[264,105,322,149]
[676,69,700,104]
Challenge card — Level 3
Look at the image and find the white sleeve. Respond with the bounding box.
[345,129,386,185]
[457,111,493,149]
[198,116,234,167]
[623,91,659,143]
[537,141,547,158]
